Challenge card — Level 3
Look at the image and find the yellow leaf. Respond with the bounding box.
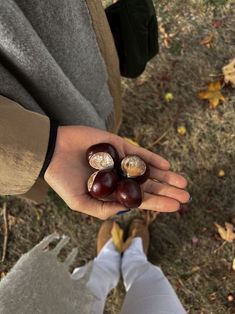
[123,137,140,147]
[164,92,174,102]
[197,81,225,109]
[177,126,186,136]
[218,169,225,177]
[111,222,124,253]
[200,33,214,48]
[223,58,235,87]
[111,222,135,253]
[215,222,235,243]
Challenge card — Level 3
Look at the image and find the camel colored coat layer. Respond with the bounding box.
[0,0,121,203]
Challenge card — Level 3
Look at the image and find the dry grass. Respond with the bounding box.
[1,0,235,313]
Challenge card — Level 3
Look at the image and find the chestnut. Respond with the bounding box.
[86,143,119,170]
[87,169,118,199]
[121,155,148,179]
[116,158,149,184]
[115,179,142,208]
[132,164,150,184]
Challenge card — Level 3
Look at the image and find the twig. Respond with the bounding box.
[213,241,226,254]
[1,202,8,262]
[145,127,171,150]
[208,73,224,78]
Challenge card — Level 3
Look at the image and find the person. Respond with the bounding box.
[0,2,189,312]
[0,0,190,218]
[0,218,187,314]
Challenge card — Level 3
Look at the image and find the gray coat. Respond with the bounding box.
[0,0,122,202]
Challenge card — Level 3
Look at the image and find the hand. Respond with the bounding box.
[44,126,190,219]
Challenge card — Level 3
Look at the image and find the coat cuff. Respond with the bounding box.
[39,120,58,178]
[0,96,50,195]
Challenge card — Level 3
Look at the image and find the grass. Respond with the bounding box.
[1,0,235,313]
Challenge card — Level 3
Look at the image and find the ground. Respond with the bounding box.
[0,0,235,313]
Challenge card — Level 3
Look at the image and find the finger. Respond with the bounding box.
[149,167,188,189]
[123,141,170,170]
[139,192,180,212]
[143,180,190,204]
[70,194,125,220]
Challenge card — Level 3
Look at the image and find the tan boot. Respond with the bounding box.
[97,220,114,255]
[128,218,150,255]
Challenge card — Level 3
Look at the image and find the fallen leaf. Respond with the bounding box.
[233,258,235,271]
[111,222,124,253]
[218,169,225,177]
[111,222,134,253]
[200,33,214,48]
[223,59,235,87]
[177,126,186,136]
[197,81,225,109]
[164,92,174,102]
[159,24,171,48]
[215,222,235,243]
[123,137,140,147]
[135,73,148,86]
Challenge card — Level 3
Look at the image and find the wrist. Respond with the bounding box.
[39,120,59,178]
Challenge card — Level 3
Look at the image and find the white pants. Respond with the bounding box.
[72,238,186,314]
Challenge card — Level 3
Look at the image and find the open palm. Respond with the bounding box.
[45,126,190,219]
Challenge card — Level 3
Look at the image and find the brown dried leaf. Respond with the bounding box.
[215,222,235,243]
[159,23,171,48]
[223,59,235,87]
[197,81,225,109]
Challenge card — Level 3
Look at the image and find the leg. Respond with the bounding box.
[72,221,121,314]
[121,237,186,314]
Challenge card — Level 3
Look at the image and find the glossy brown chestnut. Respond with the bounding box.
[86,143,119,170]
[132,164,150,184]
[121,155,147,178]
[115,179,142,208]
[87,169,118,199]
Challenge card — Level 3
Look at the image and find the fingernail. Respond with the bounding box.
[117,209,131,216]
